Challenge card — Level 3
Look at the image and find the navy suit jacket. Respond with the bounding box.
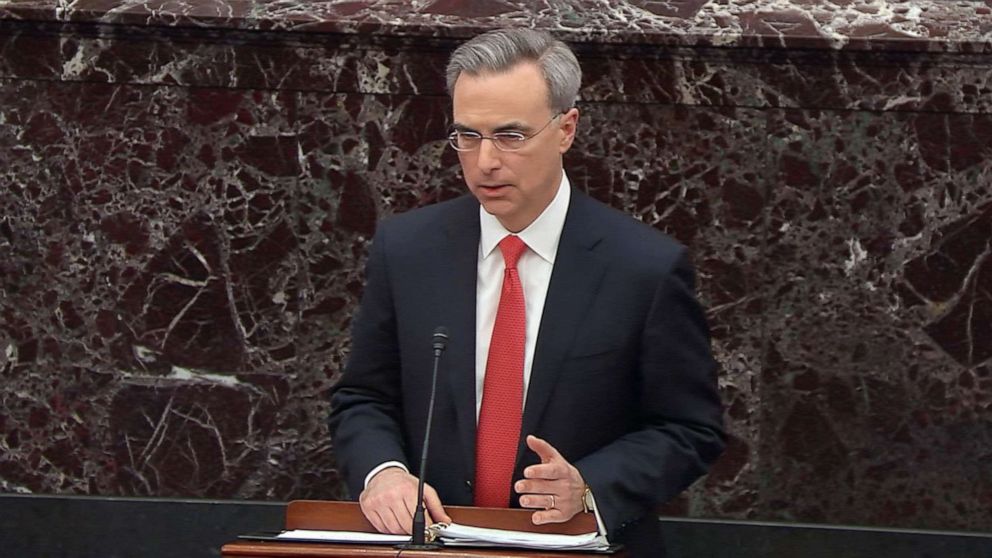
[329,188,725,549]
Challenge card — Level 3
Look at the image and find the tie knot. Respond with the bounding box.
[498,235,527,269]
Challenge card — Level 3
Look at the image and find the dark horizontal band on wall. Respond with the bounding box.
[2,493,989,558]
[0,493,285,558]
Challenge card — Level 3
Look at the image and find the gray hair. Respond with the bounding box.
[445,28,581,114]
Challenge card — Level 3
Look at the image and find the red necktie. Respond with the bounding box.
[474,235,527,508]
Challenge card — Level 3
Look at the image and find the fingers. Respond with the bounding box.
[530,507,573,525]
[517,435,585,525]
[517,488,578,524]
[523,462,569,481]
[423,484,451,525]
[359,468,422,534]
[369,502,413,534]
[361,491,411,534]
[361,490,413,534]
[517,492,556,510]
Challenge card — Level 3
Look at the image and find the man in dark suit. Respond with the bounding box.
[329,28,725,555]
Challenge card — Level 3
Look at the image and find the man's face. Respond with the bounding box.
[452,62,578,232]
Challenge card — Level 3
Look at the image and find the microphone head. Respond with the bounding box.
[432,326,449,351]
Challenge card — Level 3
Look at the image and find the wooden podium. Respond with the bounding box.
[222,500,625,557]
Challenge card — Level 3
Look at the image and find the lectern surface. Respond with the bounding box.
[221,500,625,558]
[222,539,620,557]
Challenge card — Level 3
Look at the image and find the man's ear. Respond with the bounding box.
[558,107,580,154]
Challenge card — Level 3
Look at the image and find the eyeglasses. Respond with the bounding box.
[447,113,563,152]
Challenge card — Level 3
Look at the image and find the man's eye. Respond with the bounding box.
[494,133,526,142]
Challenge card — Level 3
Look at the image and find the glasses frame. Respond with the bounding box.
[447,112,564,152]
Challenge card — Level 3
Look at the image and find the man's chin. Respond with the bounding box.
[477,197,512,215]
[471,187,503,205]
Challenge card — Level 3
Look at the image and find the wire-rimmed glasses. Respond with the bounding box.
[447,113,563,152]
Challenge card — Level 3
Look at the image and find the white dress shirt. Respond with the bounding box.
[475,173,570,417]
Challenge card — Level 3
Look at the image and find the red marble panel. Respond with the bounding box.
[759,109,992,529]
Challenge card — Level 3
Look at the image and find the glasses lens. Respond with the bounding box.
[452,132,481,151]
[492,134,526,152]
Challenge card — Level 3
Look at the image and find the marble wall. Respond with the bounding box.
[1,1,990,532]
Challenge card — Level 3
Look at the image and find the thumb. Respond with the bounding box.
[423,484,451,524]
[526,435,561,463]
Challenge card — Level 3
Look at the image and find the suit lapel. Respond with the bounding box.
[519,192,608,456]
[436,196,482,477]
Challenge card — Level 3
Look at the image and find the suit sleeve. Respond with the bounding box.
[574,249,725,535]
[328,225,409,498]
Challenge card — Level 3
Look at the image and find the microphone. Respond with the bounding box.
[400,326,448,549]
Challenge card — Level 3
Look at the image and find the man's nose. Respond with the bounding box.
[475,138,502,172]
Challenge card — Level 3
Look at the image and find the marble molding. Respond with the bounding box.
[1,0,991,53]
[1,0,991,534]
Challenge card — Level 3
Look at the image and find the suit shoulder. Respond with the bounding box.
[578,193,687,268]
[376,194,477,239]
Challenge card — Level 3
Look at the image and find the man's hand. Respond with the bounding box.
[514,435,587,524]
[359,467,451,534]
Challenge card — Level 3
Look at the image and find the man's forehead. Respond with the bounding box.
[451,101,550,129]
[451,67,551,128]
[452,62,547,100]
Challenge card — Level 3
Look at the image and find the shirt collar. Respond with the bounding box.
[479,172,571,264]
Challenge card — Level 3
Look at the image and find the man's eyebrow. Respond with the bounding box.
[492,120,531,133]
[451,120,532,133]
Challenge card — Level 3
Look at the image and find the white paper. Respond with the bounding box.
[276,529,409,544]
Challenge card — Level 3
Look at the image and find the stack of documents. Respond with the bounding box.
[277,529,409,544]
[276,521,610,551]
[433,521,610,551]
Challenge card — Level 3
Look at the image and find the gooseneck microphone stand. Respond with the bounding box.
[397,326,448,550]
